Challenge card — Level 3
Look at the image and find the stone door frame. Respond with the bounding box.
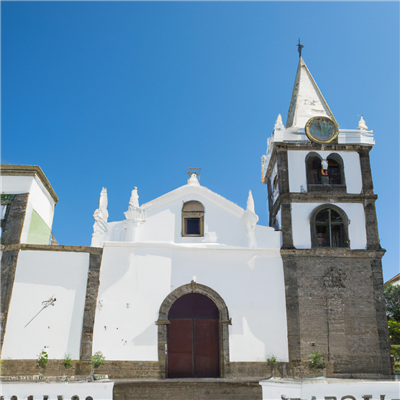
[156,281,231,378]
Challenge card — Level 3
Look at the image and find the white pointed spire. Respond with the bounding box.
[274,114,284,131]
[91,187,109,247]
[129,187,140,209]
[358,115,368,130]
[124,187,145,243]
[246,190,255,213]
[286,58,337,129]
[243,190,258,248]
[98,188,109,220]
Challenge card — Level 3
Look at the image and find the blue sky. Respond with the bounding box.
[2,2,399,281]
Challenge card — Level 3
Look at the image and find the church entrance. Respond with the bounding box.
[167,293,220,378]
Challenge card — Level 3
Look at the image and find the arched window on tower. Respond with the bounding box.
[182,201,204,237]
[306,153,322,185]
[306,152,346,192]
[311,206,349,248]
[327,153,345,185]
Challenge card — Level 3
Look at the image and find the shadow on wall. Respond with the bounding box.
[132,323,157,346]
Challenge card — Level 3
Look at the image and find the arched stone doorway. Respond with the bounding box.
[168,293,219,378]
[156,281,231,378]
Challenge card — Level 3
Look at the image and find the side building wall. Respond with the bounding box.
[1,244,103,377]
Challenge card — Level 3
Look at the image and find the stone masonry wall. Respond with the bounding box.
[0,249,20,351]
[281,248,391,377]
[0,359,319,380]
[1,193,29,245]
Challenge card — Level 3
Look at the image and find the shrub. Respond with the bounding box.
[388,320,400,345]
[37,349,48,368]
[308,350,326,373]
[391,345,400,361]
[267,356,277,365]
[385,285,400,322]
[63,353,73,368]
[91,351,105,369]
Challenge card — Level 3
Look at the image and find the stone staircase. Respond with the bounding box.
[113,379,263,400]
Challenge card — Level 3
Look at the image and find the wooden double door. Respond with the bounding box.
[167,293,220,378]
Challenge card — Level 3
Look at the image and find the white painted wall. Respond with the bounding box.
[269,127,375,147]
[92,183,288,363]
[1,175,56,243]
[1,382,114,400]
[107,183,280,249]
[141,186,251,247]
[260,377,400,400]
[275,208,282,230]
[287,150,363,194]
[92,242,289,363]
[2,251,90,360]
[291,202,367,249]
[29,176,56,229]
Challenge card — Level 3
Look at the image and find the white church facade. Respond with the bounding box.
[0,56,391,381]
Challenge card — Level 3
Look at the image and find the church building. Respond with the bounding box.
[0,55,391,381]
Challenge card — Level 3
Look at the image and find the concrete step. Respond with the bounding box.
[113,379,262,400]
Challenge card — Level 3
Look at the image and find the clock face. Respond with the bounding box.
[305,116,338,144]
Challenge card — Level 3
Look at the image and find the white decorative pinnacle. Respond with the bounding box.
[124,187,144,221]
[246,190,255,214]
[91,187,109,247]
[187,173,200,186]
[243,190,258,249]
[274,114,284,131]
[358,115,368,130]
[98,188,109,219]
[128,187,140,209]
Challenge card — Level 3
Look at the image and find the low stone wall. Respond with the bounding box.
[1,359,391,381]
[1,360,162,380]
[113,380,263,400]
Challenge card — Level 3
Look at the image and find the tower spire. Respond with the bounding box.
[286,57,337,129]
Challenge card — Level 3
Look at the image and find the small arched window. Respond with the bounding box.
[182,201,204,237]
[327,153,345,185]
[306,153,322,185]
[311,206,349,248]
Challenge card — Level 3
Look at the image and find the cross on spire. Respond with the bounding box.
[297,38,304,58]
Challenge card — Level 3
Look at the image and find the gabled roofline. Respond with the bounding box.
[1,164,59,203]
[384,272,400,286]
[141,183,245,218]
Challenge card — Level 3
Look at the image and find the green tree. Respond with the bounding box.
[388,319,400,345]
[385,284,400,322]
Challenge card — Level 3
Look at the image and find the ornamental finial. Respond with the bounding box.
[297,38,304,58]
[358,115,368,130]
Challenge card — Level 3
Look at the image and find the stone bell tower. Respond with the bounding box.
[261,54,391,377]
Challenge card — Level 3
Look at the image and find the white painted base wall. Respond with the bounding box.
[2,251,90,360]
[260,378,400,400]
[0,382,114,400]
[92,242,289,363]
